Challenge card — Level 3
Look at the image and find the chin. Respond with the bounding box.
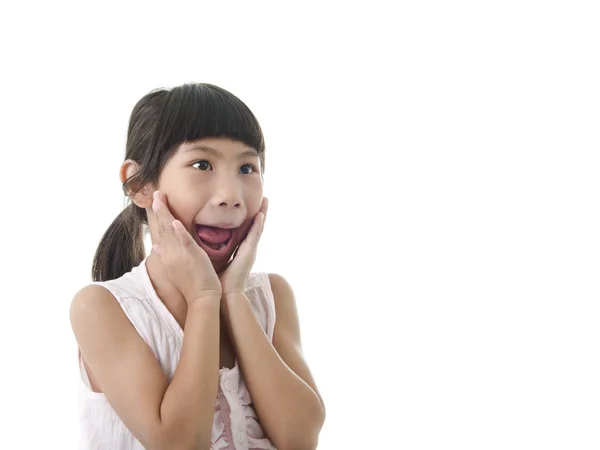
[210,243,241,273]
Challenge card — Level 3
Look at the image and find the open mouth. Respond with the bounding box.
[203,235,232,251]
[194,224,237,256]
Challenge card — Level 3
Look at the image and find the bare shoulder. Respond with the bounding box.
[69,284,122,331]
[69,283,138,359]
[70,283,116,308]
[267,273,296,305]
[267,273,300,326]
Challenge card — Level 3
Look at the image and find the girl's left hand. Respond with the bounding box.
[219,197,269,301]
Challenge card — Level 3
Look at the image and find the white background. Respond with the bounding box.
[1,1,599,449]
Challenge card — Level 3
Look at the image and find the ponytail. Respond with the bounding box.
[92,203,146,282]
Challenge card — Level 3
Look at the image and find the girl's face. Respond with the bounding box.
[149,137,264,269]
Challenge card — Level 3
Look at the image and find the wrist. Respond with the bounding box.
[222,291,248,303]
[221,292,248,316]
[186,293,221,308]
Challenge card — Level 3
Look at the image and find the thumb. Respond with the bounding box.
[172,220,196,247]
[235,212,264,259]
[251,212,265,243]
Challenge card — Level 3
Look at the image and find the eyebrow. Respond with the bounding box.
[184,145,258,159]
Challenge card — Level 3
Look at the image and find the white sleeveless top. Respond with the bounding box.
[77,258,277,450]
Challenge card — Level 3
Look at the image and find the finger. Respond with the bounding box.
[227,214,262,265]
[153,191,176,238]
[172,219,197,248]
[259,197,269,234]
[236,204,267,252]
[247,212,265,246]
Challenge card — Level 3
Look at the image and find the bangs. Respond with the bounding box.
[155,83,265,158]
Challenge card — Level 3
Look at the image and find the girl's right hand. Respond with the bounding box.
[151,191,222,303]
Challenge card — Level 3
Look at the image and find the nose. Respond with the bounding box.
[211,173,242,208]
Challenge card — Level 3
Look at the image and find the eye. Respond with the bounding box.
[240,164,256,174]
[192,160,212,171]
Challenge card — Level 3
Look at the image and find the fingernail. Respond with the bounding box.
[152,199,159,211]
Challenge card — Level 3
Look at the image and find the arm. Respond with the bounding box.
[220,274,326,450]
[70,284,220,450]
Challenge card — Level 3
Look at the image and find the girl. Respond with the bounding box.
[70,83,326,450]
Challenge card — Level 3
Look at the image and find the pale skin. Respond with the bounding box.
[70,138,325,450]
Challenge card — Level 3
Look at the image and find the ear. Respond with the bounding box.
[120,159,153,209]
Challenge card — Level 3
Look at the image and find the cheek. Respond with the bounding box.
[246,182,264,215]
[239,199,263,239]
[248,199,262,217]
[239,220,253,240]
[159,193,197,227]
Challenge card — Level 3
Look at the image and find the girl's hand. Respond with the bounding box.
[219,197,268,300]
[152,191,222,303]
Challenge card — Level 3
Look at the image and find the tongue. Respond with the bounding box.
[196,225,232,244]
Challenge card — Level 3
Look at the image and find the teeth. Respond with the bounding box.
[206,241,228,251]
[200,237,230,251]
